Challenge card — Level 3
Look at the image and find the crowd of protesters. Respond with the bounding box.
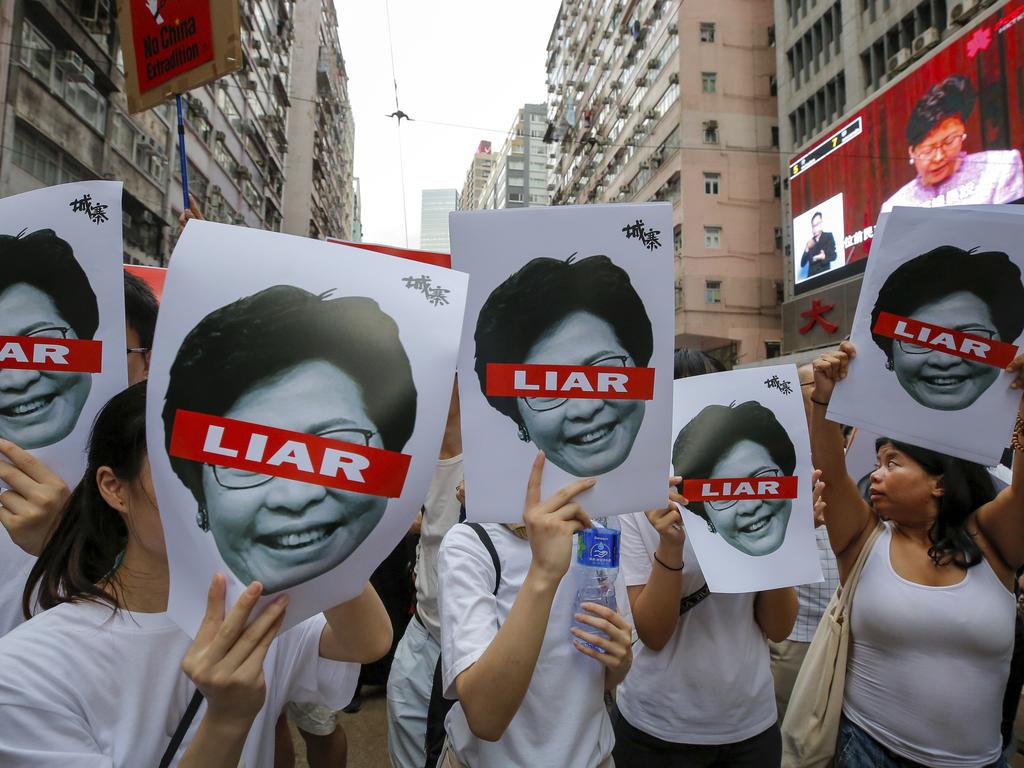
[0,201,1021,768]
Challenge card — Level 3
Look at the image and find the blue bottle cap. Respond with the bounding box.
[576,527,620,568]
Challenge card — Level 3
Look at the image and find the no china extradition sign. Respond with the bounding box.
[131,0,215,93]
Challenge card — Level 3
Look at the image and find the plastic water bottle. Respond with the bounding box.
[570,527,620,653]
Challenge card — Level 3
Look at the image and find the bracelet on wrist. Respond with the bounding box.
[810,396,830,407]
[653,552,684,571]
[1012,414,1024,453]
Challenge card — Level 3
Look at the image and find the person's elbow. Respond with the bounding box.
[466,713,508,743]
[456,680,511,742]
[356,621,394,664]
[635,622,672,653]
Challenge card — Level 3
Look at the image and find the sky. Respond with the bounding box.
[335,0,557,248]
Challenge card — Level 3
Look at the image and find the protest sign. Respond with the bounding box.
[327,238,451,269]
[147,221,467,634]
[828,206,1024,464]
[451,203,674,523]
[116,0,241,113]
[672,365,821,592]
[124,264,167,301]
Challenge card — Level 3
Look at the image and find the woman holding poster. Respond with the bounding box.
[806,340,1024,767]
[0,384,391,767]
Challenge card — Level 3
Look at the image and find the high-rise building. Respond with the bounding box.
[282,0,356,240]
[351,177,363,242]
[420,188,457,251]
[546,0,782,367]
[458,140,495,210]
[478,104,551,210]
[774,0,1015,361]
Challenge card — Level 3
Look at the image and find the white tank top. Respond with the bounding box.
[843,524,1015,768]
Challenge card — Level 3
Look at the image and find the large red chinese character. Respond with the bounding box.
[967,26,993,58]
[799,299,839,335]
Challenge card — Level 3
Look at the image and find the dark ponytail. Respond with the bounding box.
[876,438,994,569]
[23,383,148,618]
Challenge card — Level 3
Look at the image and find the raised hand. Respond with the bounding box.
[0,440,70,556]
[811,339,856,404]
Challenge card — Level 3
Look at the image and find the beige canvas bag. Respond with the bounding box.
[781,522,884,768]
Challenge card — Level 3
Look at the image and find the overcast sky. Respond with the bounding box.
[335,0,556,248]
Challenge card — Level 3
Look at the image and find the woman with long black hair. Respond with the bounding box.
[810,340,1024,767]
[0,383,393,766]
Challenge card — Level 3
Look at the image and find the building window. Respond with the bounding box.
[771,126,780,147]
[773,175,781,198]
[673,224,683,253]
[774,226,784,250]
[705,279,722,304]
[765,340,782,358]
[700,22,716,42]
[775,280,784,304]
[704,226,722,249]
[12,121,90,185]
[702,122,719,144]
[701,72,717,93]
[703,172,720,195]
[509,191,524,202]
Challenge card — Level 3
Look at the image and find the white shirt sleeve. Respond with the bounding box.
[268,614,359,711]
[618,512,656,588]
[437,525,502,699]
[0,702,111,766]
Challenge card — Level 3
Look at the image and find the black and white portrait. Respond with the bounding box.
[473,254,652,478]
[869,245,1024,412]
[673,401,795,557]
[452,203,675,524]
[163,286,417,594]
[0,229,97,449]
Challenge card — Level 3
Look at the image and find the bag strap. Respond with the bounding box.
[835,522,885,614]
[158,688,204,768]
[679,582,710,616]
[463,522,501,596]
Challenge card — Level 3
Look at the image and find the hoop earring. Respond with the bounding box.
[517,424,531,443]
[196,504,209,532]
[885,358,894,371]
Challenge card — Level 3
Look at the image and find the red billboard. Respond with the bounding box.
[789,0,1024,291]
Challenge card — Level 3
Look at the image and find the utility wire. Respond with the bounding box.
[382,0,409,247]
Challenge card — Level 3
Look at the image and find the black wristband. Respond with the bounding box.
[653,552,684,571]
[810,397,830,407]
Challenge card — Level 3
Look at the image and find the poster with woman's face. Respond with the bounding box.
[828,206,1024,465]
[451,203,674,523]
[672,365,821,593]
[0,182,127,485]
[147,221,467,635]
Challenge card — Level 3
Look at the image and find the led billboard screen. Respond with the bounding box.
[789,0,1024,291]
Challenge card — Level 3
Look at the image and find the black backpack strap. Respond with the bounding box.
[158,688,204,768]
[463,522,501,596]
[679,583,711,616]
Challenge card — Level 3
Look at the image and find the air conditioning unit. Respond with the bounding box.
[122,213,133,229]
[669,72,679,84]
[668,23,678,35]
[651,149,664,165]
[244,77,258,90]
[136,135,157,152]
[913,27,940,54]
[950,0,981,24]
[210,185,222,198]
[251,38,262,51]
[257,56,271,68]
[57,50,85,72]
[215,130,226,142]
[548,83,555,93]
[639,160,650,169]
[644,109,657,121]
[647,58,659,69]
[887,47,912,73]
[235,166,251,180]
[618,106,630,117]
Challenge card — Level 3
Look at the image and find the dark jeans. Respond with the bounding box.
[611,706,781,768]
[835,714,1007,768]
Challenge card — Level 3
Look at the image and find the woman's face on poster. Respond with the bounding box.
[0,283,92,448]
[199,359,388,593]
[890,290,1001,411]
[910,116,966,187]
[704,439,791,557]
[515,310,645,477]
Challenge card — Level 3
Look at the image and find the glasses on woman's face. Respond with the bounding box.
[706,468,782,512]
[911,132,966,161]
[24,326,71,339]
[211,427,378,490]
[521,354,631,413]
[896,326,997,355]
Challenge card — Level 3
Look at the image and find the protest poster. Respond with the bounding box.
[672,365,821,593]
[0,181,128,484]
[327,238,452,269]
[828,206,1024,465]
[124,264,167,301]
[451,203,674,523]
[147,221,468,634]
[116,0,241,113]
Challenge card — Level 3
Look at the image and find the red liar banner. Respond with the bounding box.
[683,476,799,503]
[873,311,1019,368]
[132,0,215,93]
[169,410,412,498]
[0,337,102,373]
[486,363,656,400]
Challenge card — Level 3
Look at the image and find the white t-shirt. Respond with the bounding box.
[415,455,463,642]
[615,511,777,745]
[0,530,34,637]
[0,600,357,766]
[437,522,629,768]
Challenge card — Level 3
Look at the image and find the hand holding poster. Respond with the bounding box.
[451,203,674,523]
[672,365,821,592]
[147,221,467,634]
[827,206,1024,464]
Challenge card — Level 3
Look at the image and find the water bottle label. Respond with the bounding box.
[577,528,620,568]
